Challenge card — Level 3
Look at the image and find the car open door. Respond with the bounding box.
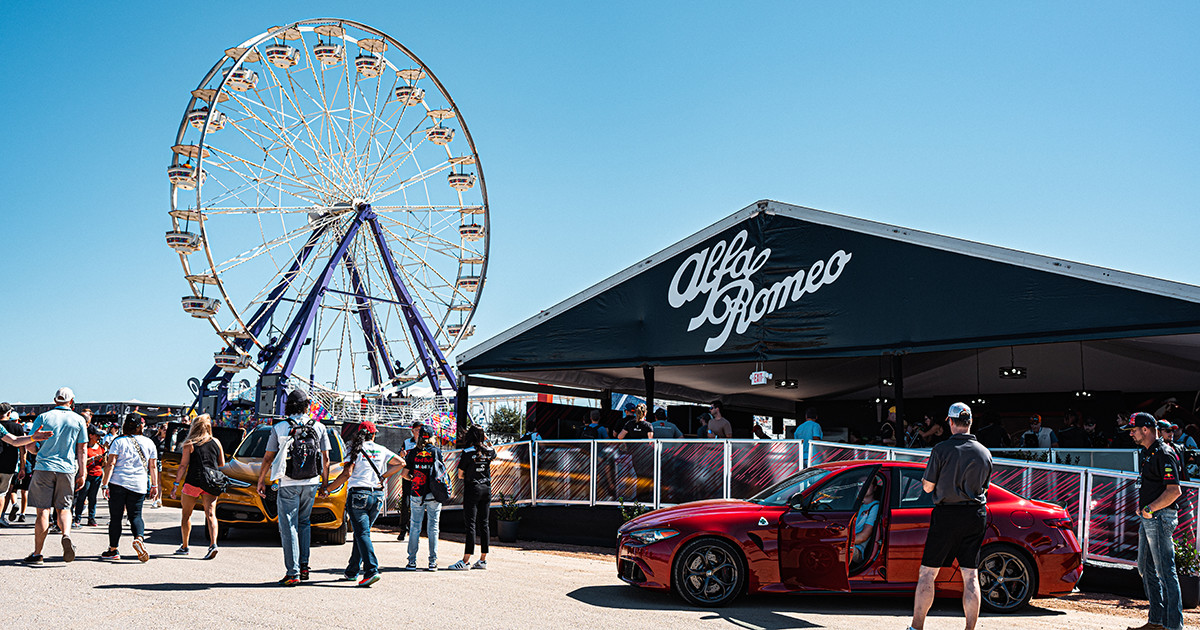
[886,466,936,585]
[779,465,877,591]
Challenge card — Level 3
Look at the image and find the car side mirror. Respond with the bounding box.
[788,492,808,512]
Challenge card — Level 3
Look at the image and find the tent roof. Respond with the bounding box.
[459,201,1200,411]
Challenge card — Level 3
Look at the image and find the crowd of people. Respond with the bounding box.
[1,387,498,589]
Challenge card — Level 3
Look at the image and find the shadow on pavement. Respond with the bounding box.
[95,581,276,591]
[567,585,1065,630]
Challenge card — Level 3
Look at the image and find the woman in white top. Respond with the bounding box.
[100,414,159,562]
[325,420,403,587]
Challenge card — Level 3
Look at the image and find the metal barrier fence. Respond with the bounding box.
[404,438,1197,567]
[989,448,1140,472]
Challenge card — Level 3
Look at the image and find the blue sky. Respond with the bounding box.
[1,1,1197,404]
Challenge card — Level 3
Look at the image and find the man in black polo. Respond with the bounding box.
[909,402,992,630]
[1123,412,1183,630]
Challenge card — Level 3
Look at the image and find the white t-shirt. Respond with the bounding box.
[107,435,158,494]
[344,441,400,489]
[265,416,331,487]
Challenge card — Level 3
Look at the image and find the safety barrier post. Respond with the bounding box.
[653,440,662,509]
[589,440,597,507]
[723,440,732,499]
[530,440,539,506]
[1079,470,1091,561]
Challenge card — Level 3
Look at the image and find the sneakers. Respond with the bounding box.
[62,537,76,563]
[342,571,358,581]
[86,518,97,527]
[174,546,190,556]
[1125,624,1165,630]
[22,553,44,565]
[299,565,310,581]
[0,516,10,527]
[278,575,300,587]
[131,538,149,563]
[471,559,487,570]
[446,560,469,571]
[100,549,120,561]
[427,562,438,572]
[404,561,418,571]
[204,545,218,560]
[358,573,381,588]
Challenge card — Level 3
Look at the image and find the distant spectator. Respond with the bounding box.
[578,410,609,440]
[0,406,28,527]
[650,409,682,439]
[72,427,105,527]
[707,401,732,439]
[618,404,654,440]
[904,418,924,448]
[918,414,948,446]
[1109,414,1136,449]
[612,403,637,436]
[517,426,542,443]
[1159,419,1176,445]
[877,406,898,446]
[80,409,93,426]
[793,407,823,441]
[695,413,713,439]
[752,424,771,440]
[974,413,1010,449]
[1057,410,1090,448]
[1082,417,1105,448]
[1184,424,1200,450]
[1019,414,1058,448]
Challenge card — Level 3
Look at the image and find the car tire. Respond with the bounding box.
[978,544,1036,613]
[672,537,746,608]
[324,519,348,545]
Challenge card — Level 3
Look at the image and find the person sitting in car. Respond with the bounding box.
[851,477,883,565]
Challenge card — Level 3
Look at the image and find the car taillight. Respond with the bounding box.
[1044,517,1073,530]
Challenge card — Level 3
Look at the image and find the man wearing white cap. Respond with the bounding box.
[23,387,88,565]
[908,402,993,630]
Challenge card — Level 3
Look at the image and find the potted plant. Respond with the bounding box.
[618,497,653,523]
[496,492,522,542]
[1176,536,1199,609]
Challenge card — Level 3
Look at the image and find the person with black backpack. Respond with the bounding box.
[402,431,448,571]
[255,389,331,586]
[325,420,403,587]
[577,410,608,440]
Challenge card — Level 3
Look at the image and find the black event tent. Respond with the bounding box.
[458,201,1200,414]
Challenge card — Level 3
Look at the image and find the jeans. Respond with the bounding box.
[107,484,145,548]
[276,484,318,577]
[407,495,441,565]
[74,475,102,520]
[346,488,383,577]
[1138,508,1183,630]
[463,486,491,556]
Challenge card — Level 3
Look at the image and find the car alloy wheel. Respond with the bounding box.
[978,546,1034,613]
[672,537,745,607]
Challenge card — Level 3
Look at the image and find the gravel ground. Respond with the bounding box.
[0,506,1184,629]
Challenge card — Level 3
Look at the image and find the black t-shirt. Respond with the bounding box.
[1057,426,1090,448]
[405,445,441,497]
[0,420,25,473]
[1139,439,1181,511]
[974,423,1010,449]
[458,445,495,489]
[923,433,993,505]
[622,419,653,440]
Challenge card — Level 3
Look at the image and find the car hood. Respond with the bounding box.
[619,499,759,533]
[223,458,262,483]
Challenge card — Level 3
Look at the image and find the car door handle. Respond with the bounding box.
[826,523,846,534]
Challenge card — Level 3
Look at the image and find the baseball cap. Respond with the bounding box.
[8,411,18,420]
[623,403,636,412]
[1029,414,1042,423]
[359,420,377,434]
[285,388,309,406]
[1119,412,1158,431]
[947,402,972,420]
[1170,422,1180,431]
[887,406,896,414]
[1157,419,1172,431]
[411,419,424,427]
[54,387,74,404]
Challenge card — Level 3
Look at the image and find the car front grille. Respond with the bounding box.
[619,558,647,583]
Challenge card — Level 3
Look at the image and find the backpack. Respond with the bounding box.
[579,424,601,439]
[429,449,451,503]
[285,419,321,480]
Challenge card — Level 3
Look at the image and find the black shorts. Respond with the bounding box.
[921,503,988,569]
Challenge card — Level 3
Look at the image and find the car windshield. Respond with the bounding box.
[234,425,344,462]
[747,468,831,506]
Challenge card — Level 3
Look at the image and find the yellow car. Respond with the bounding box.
[213,424,350,544]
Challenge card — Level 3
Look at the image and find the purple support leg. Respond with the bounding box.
[343,251,397,386]
[364,212,458,394]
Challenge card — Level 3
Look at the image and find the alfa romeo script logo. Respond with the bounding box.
[667,229,852,352]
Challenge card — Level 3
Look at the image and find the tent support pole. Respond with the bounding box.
[643,365,655,413]
[455,376,469,448]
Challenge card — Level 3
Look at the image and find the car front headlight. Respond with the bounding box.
[628,528,679,545]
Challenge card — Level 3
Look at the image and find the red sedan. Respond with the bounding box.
[617,460,1082,611]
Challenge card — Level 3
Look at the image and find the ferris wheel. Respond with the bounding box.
[165,18,487,415]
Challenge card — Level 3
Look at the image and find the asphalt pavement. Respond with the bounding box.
[0,506,1148,629]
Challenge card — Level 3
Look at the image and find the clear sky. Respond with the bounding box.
[1,1,1197,405]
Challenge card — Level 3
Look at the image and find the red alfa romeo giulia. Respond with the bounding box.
[616,460,1082,611]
